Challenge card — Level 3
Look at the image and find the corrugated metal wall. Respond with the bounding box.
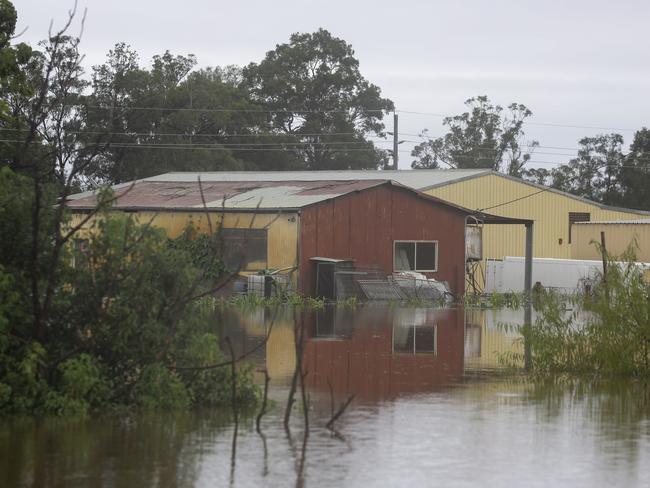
[299,185,467,296]
[571,222,650,261]
[426,174,647,260]
[71,210,300,273]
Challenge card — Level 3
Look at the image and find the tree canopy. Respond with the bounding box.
[411,96,538,175]
[521,131,650,210]
[0,1,261,415]
[243,29,394,170]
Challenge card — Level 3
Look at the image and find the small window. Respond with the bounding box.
[221,228,267,270]
[393,325,437,354]
[568,212,590,243]
[394,241,438,272]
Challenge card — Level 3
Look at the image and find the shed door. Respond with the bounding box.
[316,262,336,299]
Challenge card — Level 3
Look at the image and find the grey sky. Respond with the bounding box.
[15,0,650,169]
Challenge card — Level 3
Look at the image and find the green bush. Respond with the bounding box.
[0,168,260,414]
[133,364,191,410]
[526,247,650,377]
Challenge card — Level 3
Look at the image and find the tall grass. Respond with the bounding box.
[525,246,650,377]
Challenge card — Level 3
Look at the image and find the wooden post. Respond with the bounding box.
[600,231,608,299]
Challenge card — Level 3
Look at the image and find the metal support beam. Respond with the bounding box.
[524,223,533,296]
[524,222,533,370]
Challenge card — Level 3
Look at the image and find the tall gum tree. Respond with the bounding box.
[243,29,394,170]
[411,96,538,175]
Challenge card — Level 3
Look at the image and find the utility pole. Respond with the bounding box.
[393,112,399,170]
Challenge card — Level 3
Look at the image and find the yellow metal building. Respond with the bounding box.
[69,170,649,293]
[422,172,649,262]
[147,170,649,263]
[570,219,650,262]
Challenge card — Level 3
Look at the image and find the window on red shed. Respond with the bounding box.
[393,241,438,272]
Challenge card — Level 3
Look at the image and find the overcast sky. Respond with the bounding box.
[15,0,650,169]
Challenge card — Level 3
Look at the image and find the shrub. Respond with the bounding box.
[526,247,650,376]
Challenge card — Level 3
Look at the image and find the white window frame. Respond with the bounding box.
[393,240,439,272]
[392,324,438,355]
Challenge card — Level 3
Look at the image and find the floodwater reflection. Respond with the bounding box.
[2,305,650,488]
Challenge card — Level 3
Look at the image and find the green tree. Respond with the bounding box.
[83,44,269,184]
[411,96,538,175]
[243,29,394,170]
[0,2,259,414]
[523,134,625,205]
[617,128,650,210]
[0,0,36,166]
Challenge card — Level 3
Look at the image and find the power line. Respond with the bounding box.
[396,109,636,132]
[21,103,641,133]
[478,187,551,211]
[0,139,392,152]
[78,104,389,114]
[0,127,367,138]
[0,128,606,155]
[7,138,650,164]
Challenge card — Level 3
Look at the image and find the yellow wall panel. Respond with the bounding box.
[426,174,647,261]
[70,210,300,273]
[571,223,650,262]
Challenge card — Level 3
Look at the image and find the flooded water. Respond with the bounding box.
[2,306,650,487]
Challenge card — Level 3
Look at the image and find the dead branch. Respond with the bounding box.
[285,310,309,433]
[325,394,355,430]
[197,176,214,234]
[256,368,271,433]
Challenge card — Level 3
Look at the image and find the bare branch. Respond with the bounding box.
[10,25,28,39]
[256,368,271,433]
[197,176,214,234]
[326,394,355,430]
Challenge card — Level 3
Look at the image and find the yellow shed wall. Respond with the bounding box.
[70,210,300,273]
[571,223,650,262]
[425,174,648,261]
[464,308,525,370]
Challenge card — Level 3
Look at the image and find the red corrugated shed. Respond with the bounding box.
[299,184,468,296]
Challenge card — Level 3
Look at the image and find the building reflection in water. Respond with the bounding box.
[304,307,464,401]
[222,305,527,402]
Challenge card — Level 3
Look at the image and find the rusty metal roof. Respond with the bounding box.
[66,176,532,225]
[66,179,391,211]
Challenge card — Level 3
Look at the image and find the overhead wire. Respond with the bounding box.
[57,104,638,133]
[478,188,551,212]
[6,137,650,165]
[75,104,389,114]
[4,104,648,166]
[395,110,636,132]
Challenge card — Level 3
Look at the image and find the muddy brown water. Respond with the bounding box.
[2,306,649,487]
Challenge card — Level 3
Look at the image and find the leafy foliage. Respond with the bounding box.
[520,130,650,210]
[525,246,650,376]
[411,96,537,175]
[0,2,262,415]
[0,166,259,415]
[83,44,266,183]
[521,134,627,205]
[244,28,394,170]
